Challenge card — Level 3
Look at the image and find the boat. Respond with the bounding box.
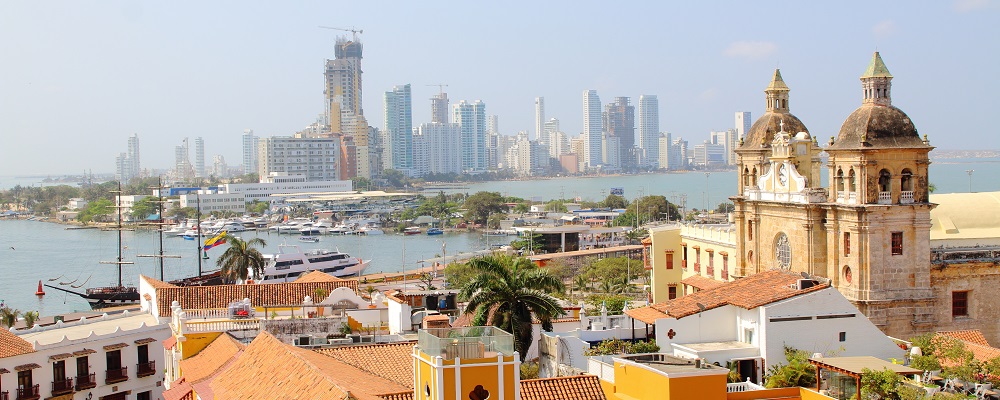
[426,228,444,235]
[299,236,320,243]
[258,245,369,283]
[404,227,422,235]
[298,221,330,236]
[356,223,384,236]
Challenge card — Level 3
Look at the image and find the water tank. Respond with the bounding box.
[425,295,439,310]
[438,298,447,310]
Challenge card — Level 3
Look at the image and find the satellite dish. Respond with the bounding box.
[801,271,810,279]
[696,303,706,311]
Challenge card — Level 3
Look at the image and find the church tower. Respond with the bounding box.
[413,327,521,400]
[824,52,935,338]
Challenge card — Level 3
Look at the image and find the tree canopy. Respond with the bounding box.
[463,191,507,224]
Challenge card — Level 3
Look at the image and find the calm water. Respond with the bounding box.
[0,220,491,315]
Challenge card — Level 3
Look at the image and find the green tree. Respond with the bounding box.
[130,196,157,220]
[584,339,659,356]
[586,294,631,314]
[233,173,259,183]
[463,191,507,225]
[352,176,372,191]
[512,202,531,214]
[383,169,408,188]
[78,199,114,223]
[444,261,477,289]
[858,367,905,400]
[215,234,268,283]
[764,346,816,388]
[0,307,21,328]
[510,232,544,253]
[716,202,735,214]
[544,200,568,213]
[601,194,628,209]
[459,254,565,361]
[22,310,39,329]
[246,200,269,215]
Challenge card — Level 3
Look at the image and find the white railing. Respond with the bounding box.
[587,357,616,384]
[727,379,766,392]
[901,191,914,204]
[837,192,845,201]
[184,308,231,319]
[878,191,892,204]
[184,319,261,333]
[849,192,857,202]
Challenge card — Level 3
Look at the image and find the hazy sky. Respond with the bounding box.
[2,1,998,175]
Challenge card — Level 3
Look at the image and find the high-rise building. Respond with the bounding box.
[693,140,726,166]
[175,138,193,180]
[735,111,751,141]
[487,115,500,169]
[583,90,602,169]
[115,153,130,184]
[544,118,565,158]
[242,129,259,175]
[430,91,449,124]
[324,38,364,133]
[603,96,635,169]
[212,155,228,177]
[570,136,587,172]
[258,136,340,181]
[384,84,413,173]
[487,115,499,136]
[127,134,140,179]
[602,133,621,170]
[658,134,671,170]
[535,97,546,144]
[417,122,463,175]
[454,100,487,172]
[638,95,659,168]
[194,137,205,178]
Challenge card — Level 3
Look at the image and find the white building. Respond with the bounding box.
[194,137,205,178]
[583,90,602,169]
[601,134,620,170]
[735,111,751,141]
[384,84,413,172]
[174,138,193,180]
[411,129,429,177]
[693,140,726,166]
[626,270,904,383]
[241,129,259,175]
[535,97,546,145]
[637,95,659,168]
[454,100,487,172]
[115,195,148,221]
[223,178,352,203]
[179,190,247,213]
[1,310,170,400]
[212,155,228,178]
[257,136,339,182]
[417,122,462,175]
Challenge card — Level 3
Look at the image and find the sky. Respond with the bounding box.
[1,0,998,175]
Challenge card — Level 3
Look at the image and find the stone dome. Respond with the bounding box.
[828,104,927,150]
[739,111,809,149]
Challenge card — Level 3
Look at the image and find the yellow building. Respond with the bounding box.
[414,327,520,400]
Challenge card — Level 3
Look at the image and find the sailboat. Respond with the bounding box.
[46,183,140,308]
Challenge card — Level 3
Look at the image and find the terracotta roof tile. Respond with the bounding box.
[210,332,409,400]
[154,279,358,315]
[681,275,725,291]
[938,330,991,347]
[140,275,179,289]
[624,307,668,325]
[0,328,35,358]
[629,270,829,321]
[295,270,346,283]
[316,342,416,388]
[377,391,414,400]
[520,375,607,400]
[177,333,245,383]
[162,379,194,400]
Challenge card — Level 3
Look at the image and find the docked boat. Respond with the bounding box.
[298,221,330,236]
[299,236,320,243]
[404,227,422,235]
[426,228,444,235]
[258,245,369,283]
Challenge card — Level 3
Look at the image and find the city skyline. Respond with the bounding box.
[1,1,998,174]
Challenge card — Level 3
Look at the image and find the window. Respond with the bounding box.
[844,232,851,256]
[774,233,791,269]
[53,360,66,380]
[17,369,33,393]
[137,391,152,400]
[76,356,89,377]
[748,221,753,241]
[953,291,969,317]
[891,232,903,255]
[744,329,754,344]
[839,332,847,342]
[668,286,677,300]
[665,252,674,270]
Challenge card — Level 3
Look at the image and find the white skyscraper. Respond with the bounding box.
[535,97,546,144]
[418,122,463,175]
[194,137,205,178]
[212,155,228,177]
[583,90,602,169]
[638,95,659,168]
[384,84,413,173]
[258,136,340,181]
[735,112,751,140]
[127,134,140,179]
[454,100,487,172]
[242,129,259,175]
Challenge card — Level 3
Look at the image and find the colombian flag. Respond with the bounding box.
[203,231,227,251]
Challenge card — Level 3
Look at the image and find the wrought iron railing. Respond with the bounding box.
[137,361,156,377]
[51,378,74,396]
[15,385,39,400]
[105,367,128,384]
[75,373,96,390]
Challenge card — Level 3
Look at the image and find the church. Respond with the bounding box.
[645,52,1000,343]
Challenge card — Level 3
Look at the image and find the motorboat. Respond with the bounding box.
[404,227,422,235]
[426,228,444,235]
[258,245,369,283]
[298,236,320,243]
[357,225,384,236]
[298,221,330,236]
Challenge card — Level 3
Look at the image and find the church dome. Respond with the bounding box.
[828,104,926,149]
[740,112,809,149]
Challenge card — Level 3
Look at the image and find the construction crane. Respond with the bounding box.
[426,84,449,95]
[318,26,363,41]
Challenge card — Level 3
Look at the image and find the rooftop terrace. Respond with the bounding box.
[417,327,514,360]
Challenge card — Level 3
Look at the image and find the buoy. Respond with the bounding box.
[35,280,45,296]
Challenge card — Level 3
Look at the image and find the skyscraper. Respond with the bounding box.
[384,84,413,174]
[535,97,546,144]
[603,96,635,170]
[583,90,602,169]
[454,100,487,172]
[127,134,140,180]
[417,122,463,175]
[638,95,659,168]
[194,137,205,178]
[735,111,751,141]
[430,91,449,124]
[242,129,259,175]
[175,138,193,180]
[325,38,364,133]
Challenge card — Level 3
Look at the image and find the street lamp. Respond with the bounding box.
[966,169,975,193]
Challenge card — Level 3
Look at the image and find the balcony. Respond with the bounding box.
[75,373,96,390]
[51,378,74,396]
[137,361,156,378]
[900,191,914,204]
[105,367,128,384]
[15,385,39,400]
[693,262,700,273]
[877,191,892,205]
[418,327,514,360]
[706,265,714,277]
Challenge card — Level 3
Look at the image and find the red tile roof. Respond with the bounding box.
[938,330,992,347]
[178,334,245,383]
[153,279,358,315]
[316,342,416,388]
[681,275,725,290]
[377,392,414,400]
[0,328,34,358]
[295,270,346,283]
[627,270,829,324]
[935,330,1000,363]
[520,375,607,400]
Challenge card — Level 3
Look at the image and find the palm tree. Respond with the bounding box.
[459,254,565,361]
[573,275,590,299]
[0,307,20,328]
[216,234,268,283]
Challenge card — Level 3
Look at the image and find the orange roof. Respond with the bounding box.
[681,275,725,291]
[520,375,607,400]
[938,330,992,347]
[641,237,652,245]
[384,290,405,304]
[178,333,245,383]
[140,275,179,289]
[0,328,34,358]
[210,332,409,400]
[316,342,416,388]
[627,270,829,323]
[154,279,358,315]
[377,392,414,400]
[295,270,346,283]
[624,307,668,325]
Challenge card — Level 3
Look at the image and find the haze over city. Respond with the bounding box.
[1,0,998,175]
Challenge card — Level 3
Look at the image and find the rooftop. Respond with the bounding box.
[929,191,1000,242]
[418,327,515,360]
[316,342,416,388]
[146,274,358,315]
[809,356,920,377]
[676,340,756,352]
[520,375,607,400]
[0,326,35,358]
[618,353,728,376]
[17,312,160,346]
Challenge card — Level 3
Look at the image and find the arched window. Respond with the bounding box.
[751,167,758,186]
[901,169,913,191]
[848,169,857,192]
[878,169,892,192]
[743,167,750,187]
[748,220,754,241]
[836,168,845,192]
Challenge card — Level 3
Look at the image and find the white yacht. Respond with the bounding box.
[257,245,369,283]
[298,221,330,236]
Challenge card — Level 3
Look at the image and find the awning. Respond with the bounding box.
[163,336,177,350]
[0,368,9,374]
[134,338,157,345]
[73,348,96,356]
[809,356,921,377]
[48,353,75,361]
[103,343,130,351]
[15,363,41,371]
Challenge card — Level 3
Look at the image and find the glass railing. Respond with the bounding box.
[418,327,514,360]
